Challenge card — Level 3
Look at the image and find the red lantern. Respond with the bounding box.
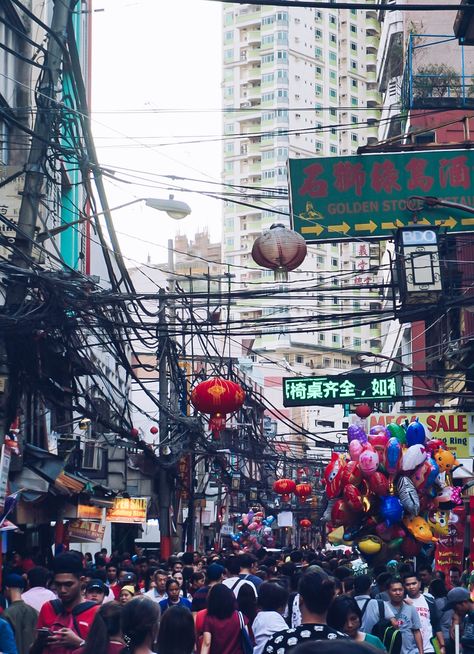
[252,223,307,281]
[295,482,312,503]
[300,519,312,529]
[130,428,139,439]
[273,479,296,503]
[191,378,245,439]
[150,426,158,435]
[355,404,372,419]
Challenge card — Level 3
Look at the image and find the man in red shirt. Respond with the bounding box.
[31,553,99,654]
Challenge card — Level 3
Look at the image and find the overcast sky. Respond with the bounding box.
[91,0,222,267]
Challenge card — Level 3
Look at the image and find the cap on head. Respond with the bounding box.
[447,587,470,608]
[207,563,224,581]
[86,579,107,594]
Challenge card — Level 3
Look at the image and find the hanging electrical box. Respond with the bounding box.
[395,226,443,315]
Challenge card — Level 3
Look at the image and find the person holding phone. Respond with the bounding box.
[31,554,99,654]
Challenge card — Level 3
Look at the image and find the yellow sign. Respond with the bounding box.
[106,497,148,524]
[366,412,474,458]
[77,504,104,520]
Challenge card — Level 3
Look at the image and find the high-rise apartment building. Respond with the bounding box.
[221,3,383,441]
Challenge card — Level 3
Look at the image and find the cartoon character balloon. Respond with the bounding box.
[368,471,390,496]
[349,440,364,462]
[343,484,364,512]
[433,448,459,473]
[368,433,389,466]
[340,461,363,488]
[359,449,379,477]
[347,424,368,444]
[324,452,345,498]
[427,510,450,537]
[402,444,428,472]
[403,515,437,543]
[386,437,402,476]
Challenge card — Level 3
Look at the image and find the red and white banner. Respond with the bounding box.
[435,505,465,585]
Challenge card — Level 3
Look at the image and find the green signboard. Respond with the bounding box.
[283,373,402,407]
[288,149,474,242]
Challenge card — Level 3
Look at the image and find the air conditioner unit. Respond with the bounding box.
[82,442,103,470]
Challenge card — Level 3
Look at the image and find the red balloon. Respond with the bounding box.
[368,471,390,496]
[150,426,158,435]
[368,433,389,466]
[340,461,363,488]
[331,499,353,527]
[130,428,139,438]
[324,453,345,499]
[355,404,372,418]
[425,439,446,455]
[300,519,312,528]
[343,484,364,512]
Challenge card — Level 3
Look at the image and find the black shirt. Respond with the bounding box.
[263,623,348,654]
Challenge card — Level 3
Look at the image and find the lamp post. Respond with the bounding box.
[36,195,191,243]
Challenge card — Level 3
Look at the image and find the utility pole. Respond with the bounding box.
[1,0,76,435]
[158,288,172,561]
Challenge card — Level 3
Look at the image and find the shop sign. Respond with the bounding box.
[289,149,474,242]
[283,373,401,407]
[77,504,104,520]
[365,412,474,458]
[106,497,148,523]
[68,519,105,543]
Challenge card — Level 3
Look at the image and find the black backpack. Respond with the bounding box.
[362,599,402,654]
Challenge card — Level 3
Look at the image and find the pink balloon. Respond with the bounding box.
[359,449,379,476]
[242,516,249,526]
[248,522,258,531]
[349,440,363,462]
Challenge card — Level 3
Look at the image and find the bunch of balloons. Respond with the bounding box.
[323,418,462,563]
[231,508,276,551]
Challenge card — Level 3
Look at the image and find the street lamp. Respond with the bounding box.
[36,195,191,242]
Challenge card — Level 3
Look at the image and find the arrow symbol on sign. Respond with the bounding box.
[381,219,404,229]
[355,220,377,233]
[435,216,457,228]
[301,224,324,236]
[412,218,431,225]
[328,222,350,235]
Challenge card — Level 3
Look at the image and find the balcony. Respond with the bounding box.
[236,8,261,27]
[376,10,403,92]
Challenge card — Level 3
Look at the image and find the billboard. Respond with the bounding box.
[106,497,148,524]
[289,149,474,242]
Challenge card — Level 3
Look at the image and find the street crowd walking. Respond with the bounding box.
[0,546,473,654]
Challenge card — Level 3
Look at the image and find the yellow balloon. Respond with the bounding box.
[358,535,382,555]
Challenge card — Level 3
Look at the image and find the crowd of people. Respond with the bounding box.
[1,546,474,654]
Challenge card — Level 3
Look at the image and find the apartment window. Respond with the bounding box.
[262,92,274,102]
[277,69,288,81]
[329,52,337,64]
[351,96,358,106]
[262,16,275,25]
[330,34,337,44]
[262,73,274,83]
[352,133,358,142]
[351,115,358,124]
[0,120,9,165]
[334,358,343,368]
[315,142,323,151]
[224,48,234,61]
[330,108,337,117]
[332,334,339,343]
[351,8,357,14]
[330,89,337,99]
[277,50,288,60]
[277,147,288,158]
[330,145,337,154]
[315,47,323,58]
[351,60,358,71]
[315,84,323,95]
[315,28,322,38]
[225,12,233,25]
[330,70,337,82]
[317,255,325,264]
[277,89,288,98]
[315,10,322,19]
[350,24,357,33]
[225,142,234,153]
[296,355,304,363]
[329,14,337,24]
[316,66,322,75]
[262,54,274,63]
[354,337,361,347]
[224,86,233,97]
[225,30,233,41]
[262,35,274,46]
[350,42,357,52]
[319,333,325,341]
[351,79,358,88]
[333,296,339,305]
[276,11,288,22]
[277,31,288,43]
[331,257,338,266]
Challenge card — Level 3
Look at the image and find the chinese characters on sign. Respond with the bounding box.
[283,374,400,407]
[0,167,25,260]
[288,150,474,242]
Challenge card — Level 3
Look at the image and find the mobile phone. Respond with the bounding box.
[37,628,52,637]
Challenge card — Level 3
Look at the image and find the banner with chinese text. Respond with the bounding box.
[289,150,474,241]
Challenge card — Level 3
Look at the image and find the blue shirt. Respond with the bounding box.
[159,597,191,613]
[0,616,18,654]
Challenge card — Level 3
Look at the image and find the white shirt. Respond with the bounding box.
[252,610,288,654]
[223,576,257,597]
[21,587,56,613]
[411,594,434,653]
[144,588,167,603]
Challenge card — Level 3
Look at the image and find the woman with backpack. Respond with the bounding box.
[327,596,387,651]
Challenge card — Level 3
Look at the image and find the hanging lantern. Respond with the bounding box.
[355,404,372,419]
[150,426,158,435]
[191,378,245,439]
[251,223,307,281]
[273,478,296,502]
[300,518,312,529]
[130,428,139,439]
[295,482,312,503]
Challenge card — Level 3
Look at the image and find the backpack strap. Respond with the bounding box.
[361,599,371,616]
[50,599,64,615]
[230,578,241,592]
[377,599,385,621]
[425,595,441,634]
